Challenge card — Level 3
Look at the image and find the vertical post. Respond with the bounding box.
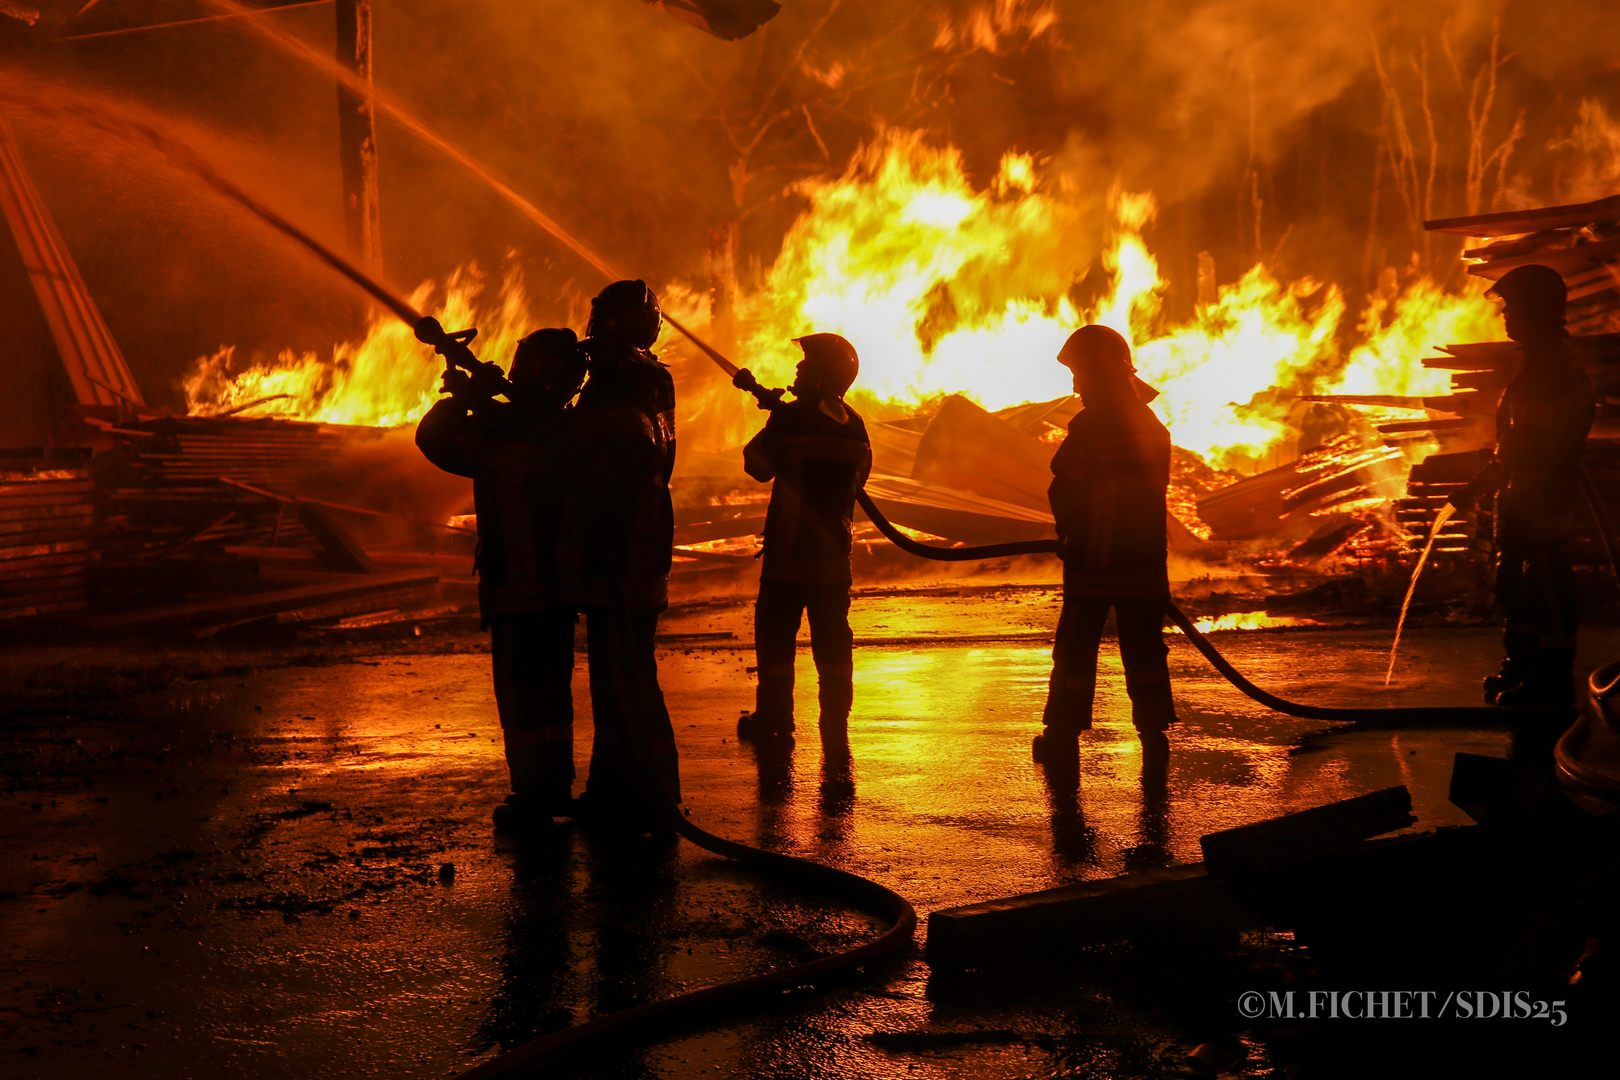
[335,0,381,274]
[704,157,750,358]
[706,225,737,357]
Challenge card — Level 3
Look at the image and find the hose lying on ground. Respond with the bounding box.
[472,394,1620,1075]
[854,489,1517,725]
[458,801,916,1080]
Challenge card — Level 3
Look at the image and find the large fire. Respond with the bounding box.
[185,129,1499,474]
[184,264,537,428]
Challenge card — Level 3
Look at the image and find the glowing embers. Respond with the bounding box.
[1175,611,1323,634]
[733,130,1500,473]
[185,265,538,428]
[181,128,1500,486]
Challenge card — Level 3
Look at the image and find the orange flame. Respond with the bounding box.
[184,264,539,427]
[186,130,1500,479]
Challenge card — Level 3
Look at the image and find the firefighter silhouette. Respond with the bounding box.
[415,328,588,834]
[560,280,684,832]
[736,333,872,761]
[1034,325,1175,775]
[1452,264,1596,708]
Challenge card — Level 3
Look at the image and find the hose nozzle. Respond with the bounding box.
[733,368,785,411]
[415,315,478,350]
[413,315,445,346]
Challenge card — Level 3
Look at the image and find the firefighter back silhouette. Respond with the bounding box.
[564,280,683,829]
[1456,264,1596,708]
[415,328,588,833]
[1035,325,1175,774]
[736,333,872,759]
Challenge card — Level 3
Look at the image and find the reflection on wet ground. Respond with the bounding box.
[3,584,1608,1077]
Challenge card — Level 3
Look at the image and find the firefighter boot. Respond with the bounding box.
[1497,649,1577,710]
[818,667,854,765]
[493,728,572,835]
[741,657,796,743]
[737,710,794,743]
[1032,729,1079,767]
[1484,631,1540,704]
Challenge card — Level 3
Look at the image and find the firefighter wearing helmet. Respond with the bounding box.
[736,332,873,761]
[415,327,589,835]
[562,279,683,833]
[1034,324,1175,779]
[1450,264,1595,708]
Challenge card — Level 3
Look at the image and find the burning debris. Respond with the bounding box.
[0,451,93,622]
[1332,194,1620,562]
[2,3,1618,636]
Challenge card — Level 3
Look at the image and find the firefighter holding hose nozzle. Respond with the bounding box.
[561,280,685,833]
[735,334,872,759]
[1450,264,1595,709]
[415,326,589,836]
[1033,325,1176,777]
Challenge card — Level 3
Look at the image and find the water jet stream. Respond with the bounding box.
[1384,502,1455,687]
[201,0,738,374]
[0,82,424,330]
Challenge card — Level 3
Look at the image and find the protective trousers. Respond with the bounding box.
[1495,539,1578,689]
[753,577,855,735]
[582,607,682,815]
[489,612,578,814]
[1042,596,1176,736]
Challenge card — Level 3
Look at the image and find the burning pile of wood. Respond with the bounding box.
[675,391,1417,573]
[1363,194,1620,560]
[64,414,457,636]
[0,451,94,622]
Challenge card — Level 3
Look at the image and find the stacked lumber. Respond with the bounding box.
[0,451,93,621]
[58,414,465,634]
[1351,195,1620,552]
[1194,435,1410,543]
[92,415,390,562]
[1428,193,1620,335]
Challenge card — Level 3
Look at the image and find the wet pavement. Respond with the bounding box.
[3,581,1611,1078]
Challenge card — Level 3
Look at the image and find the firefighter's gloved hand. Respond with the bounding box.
[468,361,509,398]
[441,369,473,398]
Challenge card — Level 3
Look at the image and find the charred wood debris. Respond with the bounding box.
[6,195,1620,638]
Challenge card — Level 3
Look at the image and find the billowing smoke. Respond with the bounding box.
[8,0,1618,417]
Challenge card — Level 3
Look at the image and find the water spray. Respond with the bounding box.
[0,86,916,1072]
[10,48,1549,1078]
[1385,503,1455,686]
[199,0,731,375]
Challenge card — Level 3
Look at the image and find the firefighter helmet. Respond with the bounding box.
[511,327,587,402]
[1057,325,1133,372]
[586,279,663,349]
[1487,264,1566,317]
[1058,325,1143,404]
[793,332,859,396]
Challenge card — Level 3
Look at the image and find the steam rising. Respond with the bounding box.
[10,0,1619,426]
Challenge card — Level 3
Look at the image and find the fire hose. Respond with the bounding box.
[739,367,1517,726]
[457,798,916,1080]
[421,324,915,1080]
[445,335,1584,1078]
[851,488,1516,725]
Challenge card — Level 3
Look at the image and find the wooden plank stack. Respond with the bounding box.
[0,450,94,621]
[1428,193,1620,336]
[92,414,388,563]
[1317,194,1620,555]
[1194,434,1410,543]
[48,414,463,633]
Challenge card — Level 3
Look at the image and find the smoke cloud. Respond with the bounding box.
[9,0,1618,412]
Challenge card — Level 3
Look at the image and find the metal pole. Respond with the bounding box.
[334,0,381,273]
